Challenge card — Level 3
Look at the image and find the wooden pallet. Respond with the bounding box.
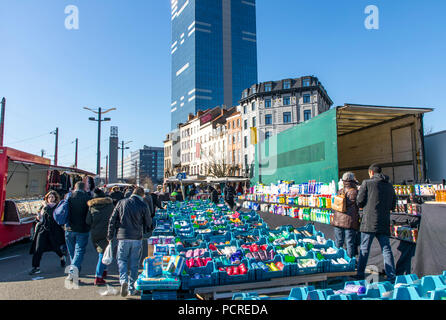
[194,271,356,300]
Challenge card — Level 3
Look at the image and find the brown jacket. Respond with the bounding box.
[333,181,360,230]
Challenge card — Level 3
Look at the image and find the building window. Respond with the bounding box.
[283,112,291,123]
[252,87,256,94]
[265,132,271,140]
[284,96,291,105]
[244,136,248,148]
[244,119,248,130]
[237,119,240,127]
[304,110,312,121]
[265,83,272,92]
[265,99,271,108]
[303,94,311,103]
[243,105,247,114]
[265,114,272,125]
[283,80,291,89]
[252,116,256,127]
[303,78,311,87]
[228,122,231,130]
[243,91,248,98]
[251,102,256,111]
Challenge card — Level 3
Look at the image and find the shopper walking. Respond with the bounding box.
[332,172,360,258]
[356,164,397,282]
[224,183,236,210]
[85,176,96,197]
[86,188,114,285]
[107,187,152,297]
[109,186,124,206]
[65,181,91,280]
[29,191,66,275]
[209,186,220,205]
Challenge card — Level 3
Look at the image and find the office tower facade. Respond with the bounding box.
[170,0,258,129]
[108,126,119,183]
[121,146,165,186]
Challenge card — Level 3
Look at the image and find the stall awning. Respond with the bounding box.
[336,104,433,136]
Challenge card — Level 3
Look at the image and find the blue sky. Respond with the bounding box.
[1,0,445,174]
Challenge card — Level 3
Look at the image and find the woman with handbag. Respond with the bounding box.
[332,172,360,258]
[29,191,67,275]
[86,188,114,285]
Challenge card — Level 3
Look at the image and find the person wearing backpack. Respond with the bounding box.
[65,181,91,281]
[332,172,360,259]
[29,191,67,275]
[86,188,114,286]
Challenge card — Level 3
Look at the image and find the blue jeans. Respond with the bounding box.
[357,232,396,282]
[65,231,89,274]
[117,239,142,293]
[96,253,108,278]
[334,227,357,258]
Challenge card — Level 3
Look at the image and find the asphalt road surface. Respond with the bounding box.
[0,237,149,300]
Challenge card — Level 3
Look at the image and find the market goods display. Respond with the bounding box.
[137,199,357,297]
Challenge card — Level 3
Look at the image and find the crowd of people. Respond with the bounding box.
[29,179,166,297]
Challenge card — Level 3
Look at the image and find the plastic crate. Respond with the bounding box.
[232,229,263,244]
[215,259,256,286]
[232,292,271,300]
[175,235,206,253]
[363,281,394,299]
[143,291,178,300]
[392,285,425,300]
[327,293,360,300]
[289,251,325,276]
[288,286,315,300]
[418,275,446,296]
[238,237,268,249]
[395,274,419,286]
[180,261,219,290]
[306,289,335,300]
[320,248,356,273]
[204,232,234,244]
[135,274,181,291]
[250,255,290,280]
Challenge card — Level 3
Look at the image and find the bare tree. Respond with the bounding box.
[424,125,434,136]
[141,175,155,191]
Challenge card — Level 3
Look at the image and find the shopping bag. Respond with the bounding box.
[53,192,71,226]
[102,242,113,265]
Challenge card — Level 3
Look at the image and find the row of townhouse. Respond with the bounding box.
[163,76,333,179]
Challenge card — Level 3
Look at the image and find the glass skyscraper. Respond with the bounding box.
[170,0,258,129]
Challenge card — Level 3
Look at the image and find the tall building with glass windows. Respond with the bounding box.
[170,0,258,129]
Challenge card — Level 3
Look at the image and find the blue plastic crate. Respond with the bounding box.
[395,274,419,286]
[429,289,446,300]
[151,291,178,300]
[180,261,219,290]
[288,286,315,300]
[306,289,335,300]
[174,235,206,253]
[392,285,425,300]
[204,232,234,244]
[327,293,360,300]
[323,248,356,273]
[418,275,446,296]
[135,274,182,291]
[250,255,290,280]
[232,229,263,244]
[214,259,256,286]
[289,251,325,276]
[363,281,394,299]
[232,292,271,300]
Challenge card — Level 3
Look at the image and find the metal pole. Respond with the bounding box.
[0,97,5,147]
[54,128,59,166]
[121,141,124,181]
[106,155,109,185]
[75,138,78,168]
[97,107,102,176]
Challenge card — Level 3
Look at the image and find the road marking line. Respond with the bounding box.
[0,255,21,261]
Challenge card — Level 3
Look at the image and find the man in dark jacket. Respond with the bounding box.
[107,187,152,297]
[356,164,397,282]
[66,181,91,279]
[224,183,236,210]
[109,186,124,206]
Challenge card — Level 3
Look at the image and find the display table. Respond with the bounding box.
[250,209,416,275]
[413,203,446,277]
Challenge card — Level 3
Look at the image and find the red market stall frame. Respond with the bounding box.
[0,146,94,249]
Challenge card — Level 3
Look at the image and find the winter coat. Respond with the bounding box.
[143,194,155,218]
[357,173,397,235]
[30,204,66,255]
[224,186,235,202]
[107,195,152,241]
[86,197,114,253]
[109,191,124,206]
[332,181,360,230]
[67,190,91,233]
[211,189,219,204]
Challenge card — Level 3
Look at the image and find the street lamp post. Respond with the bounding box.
[84,107,116,177]
[118,140,132,182]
